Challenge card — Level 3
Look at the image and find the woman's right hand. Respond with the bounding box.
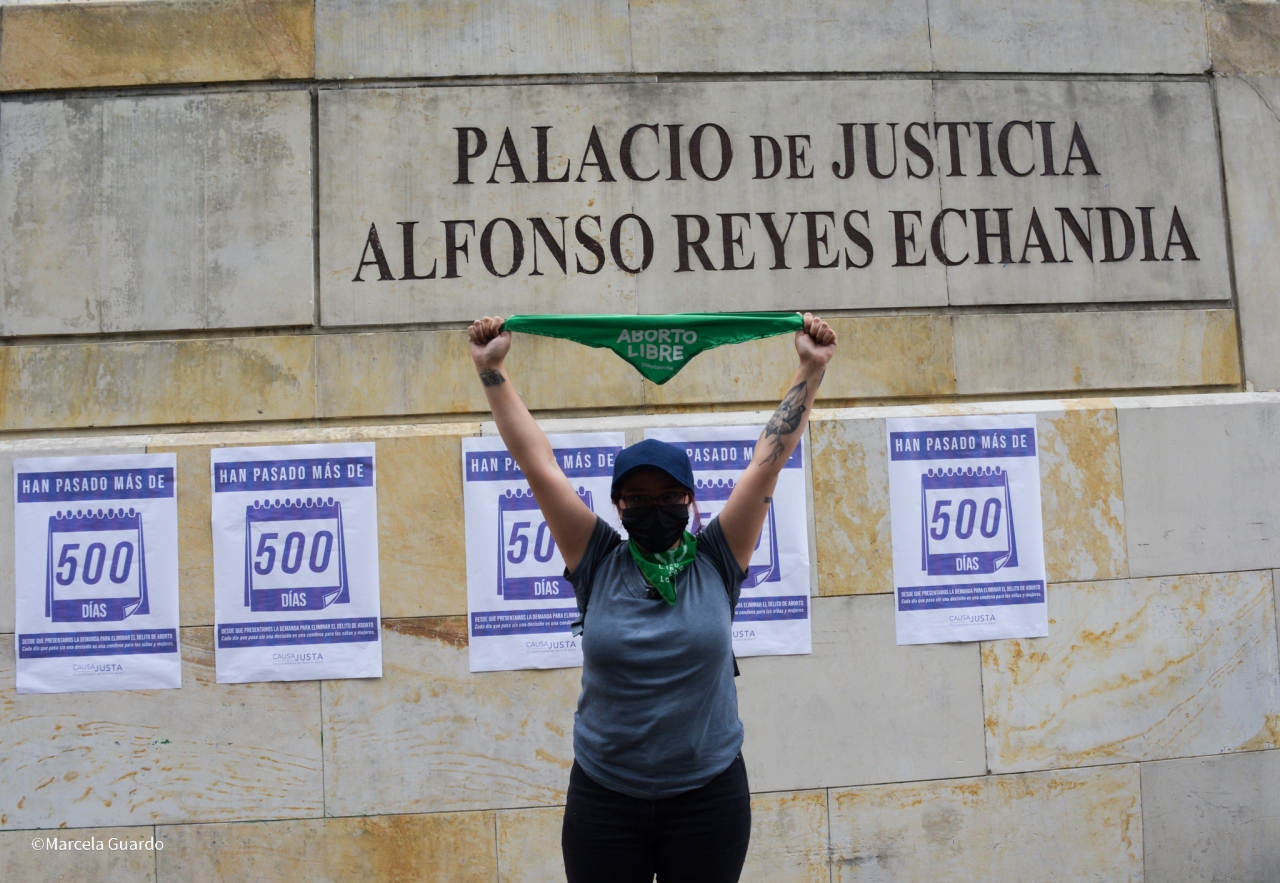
[469,316,511,373]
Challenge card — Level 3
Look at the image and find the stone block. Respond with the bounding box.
[829,765,1142,881]
[376,432,472,618]
[0,336,316,432]
[983,571,1280,774]
[0,97,102,335]
[810,416,892,597]
[496,806,565,883]
[740,790,830,883]
[1037,404,1127,582]
[0,0,313,91]
[1218,76,1280,391]
[492,790,830,883]
[630,0,931,73]
[928,0,1207,73]
[315,0,631,79]
[316,329,642,419]
[0,628,324,829]
[644,316,955,407]
[933,79,1229,306]
[1209,1,1280,75]
[0,826,157,881]
[737,595,987,792]
[148,421,483,451]
[0,91,313,336]
[321,617,580,815]
[157,812,498,883]
[1118,396,1280,576]
[1141,748,1280,883]
[0,436,150,635]
[953,310,1240,394]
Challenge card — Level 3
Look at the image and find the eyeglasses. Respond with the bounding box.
[619,492,690,509]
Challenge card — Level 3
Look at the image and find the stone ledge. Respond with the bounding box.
[315,0,630,80]
[629,0,932,74]
[313,0,1206,79]
[927,0,1207,74]
[0,336,317,432]
[0,0,314,92]
[643,316,956,407]
[316,329,645,419]
[1209,1,1280,76]
[157,812,497,883]
[953,309,1241,395]
[829,765,1143,881]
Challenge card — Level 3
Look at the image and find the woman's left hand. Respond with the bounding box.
[795,312,837,368]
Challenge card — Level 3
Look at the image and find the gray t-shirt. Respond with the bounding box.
[565,515,748,800]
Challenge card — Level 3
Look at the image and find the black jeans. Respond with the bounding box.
[561,754,752,883]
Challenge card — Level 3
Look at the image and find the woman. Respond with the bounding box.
[468,313,838,883]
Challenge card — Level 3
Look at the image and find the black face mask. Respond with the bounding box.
[619,503,690,552]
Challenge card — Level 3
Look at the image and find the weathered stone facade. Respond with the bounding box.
[2,1,1279,881]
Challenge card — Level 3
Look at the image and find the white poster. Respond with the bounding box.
[887,414,1048,645]
[13,454,181,694]
[645,426,812,657]
[463,432,624,672]
[211,443,381,683]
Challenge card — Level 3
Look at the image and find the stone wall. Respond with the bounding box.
[3,398,1280,881]
[2,1,1280,881]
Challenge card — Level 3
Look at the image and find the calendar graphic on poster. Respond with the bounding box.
[496,487,591,601]
[14,454,181,694]
[693,477,781,589]
[46,508,149,623]
[463,432,624,672]
[644,426,811,659]
[888,414,1048,645]
[920,467,1017,577]
[244,498,349,612]
[211,442,382,684]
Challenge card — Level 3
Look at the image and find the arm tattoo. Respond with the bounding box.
[479,369,506,388]
[762,496,773,504]
[759,381,807,465]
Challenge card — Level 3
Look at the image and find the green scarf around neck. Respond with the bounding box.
[501,312,803,384]
[628,532,698,605]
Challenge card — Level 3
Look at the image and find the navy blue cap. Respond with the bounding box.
[611,439,695,499]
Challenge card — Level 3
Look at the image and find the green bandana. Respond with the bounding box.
[501,312,804,384]
[628,532,698,605]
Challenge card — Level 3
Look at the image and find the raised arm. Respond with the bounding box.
[469,316,599,572]
[717,313,837,570]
